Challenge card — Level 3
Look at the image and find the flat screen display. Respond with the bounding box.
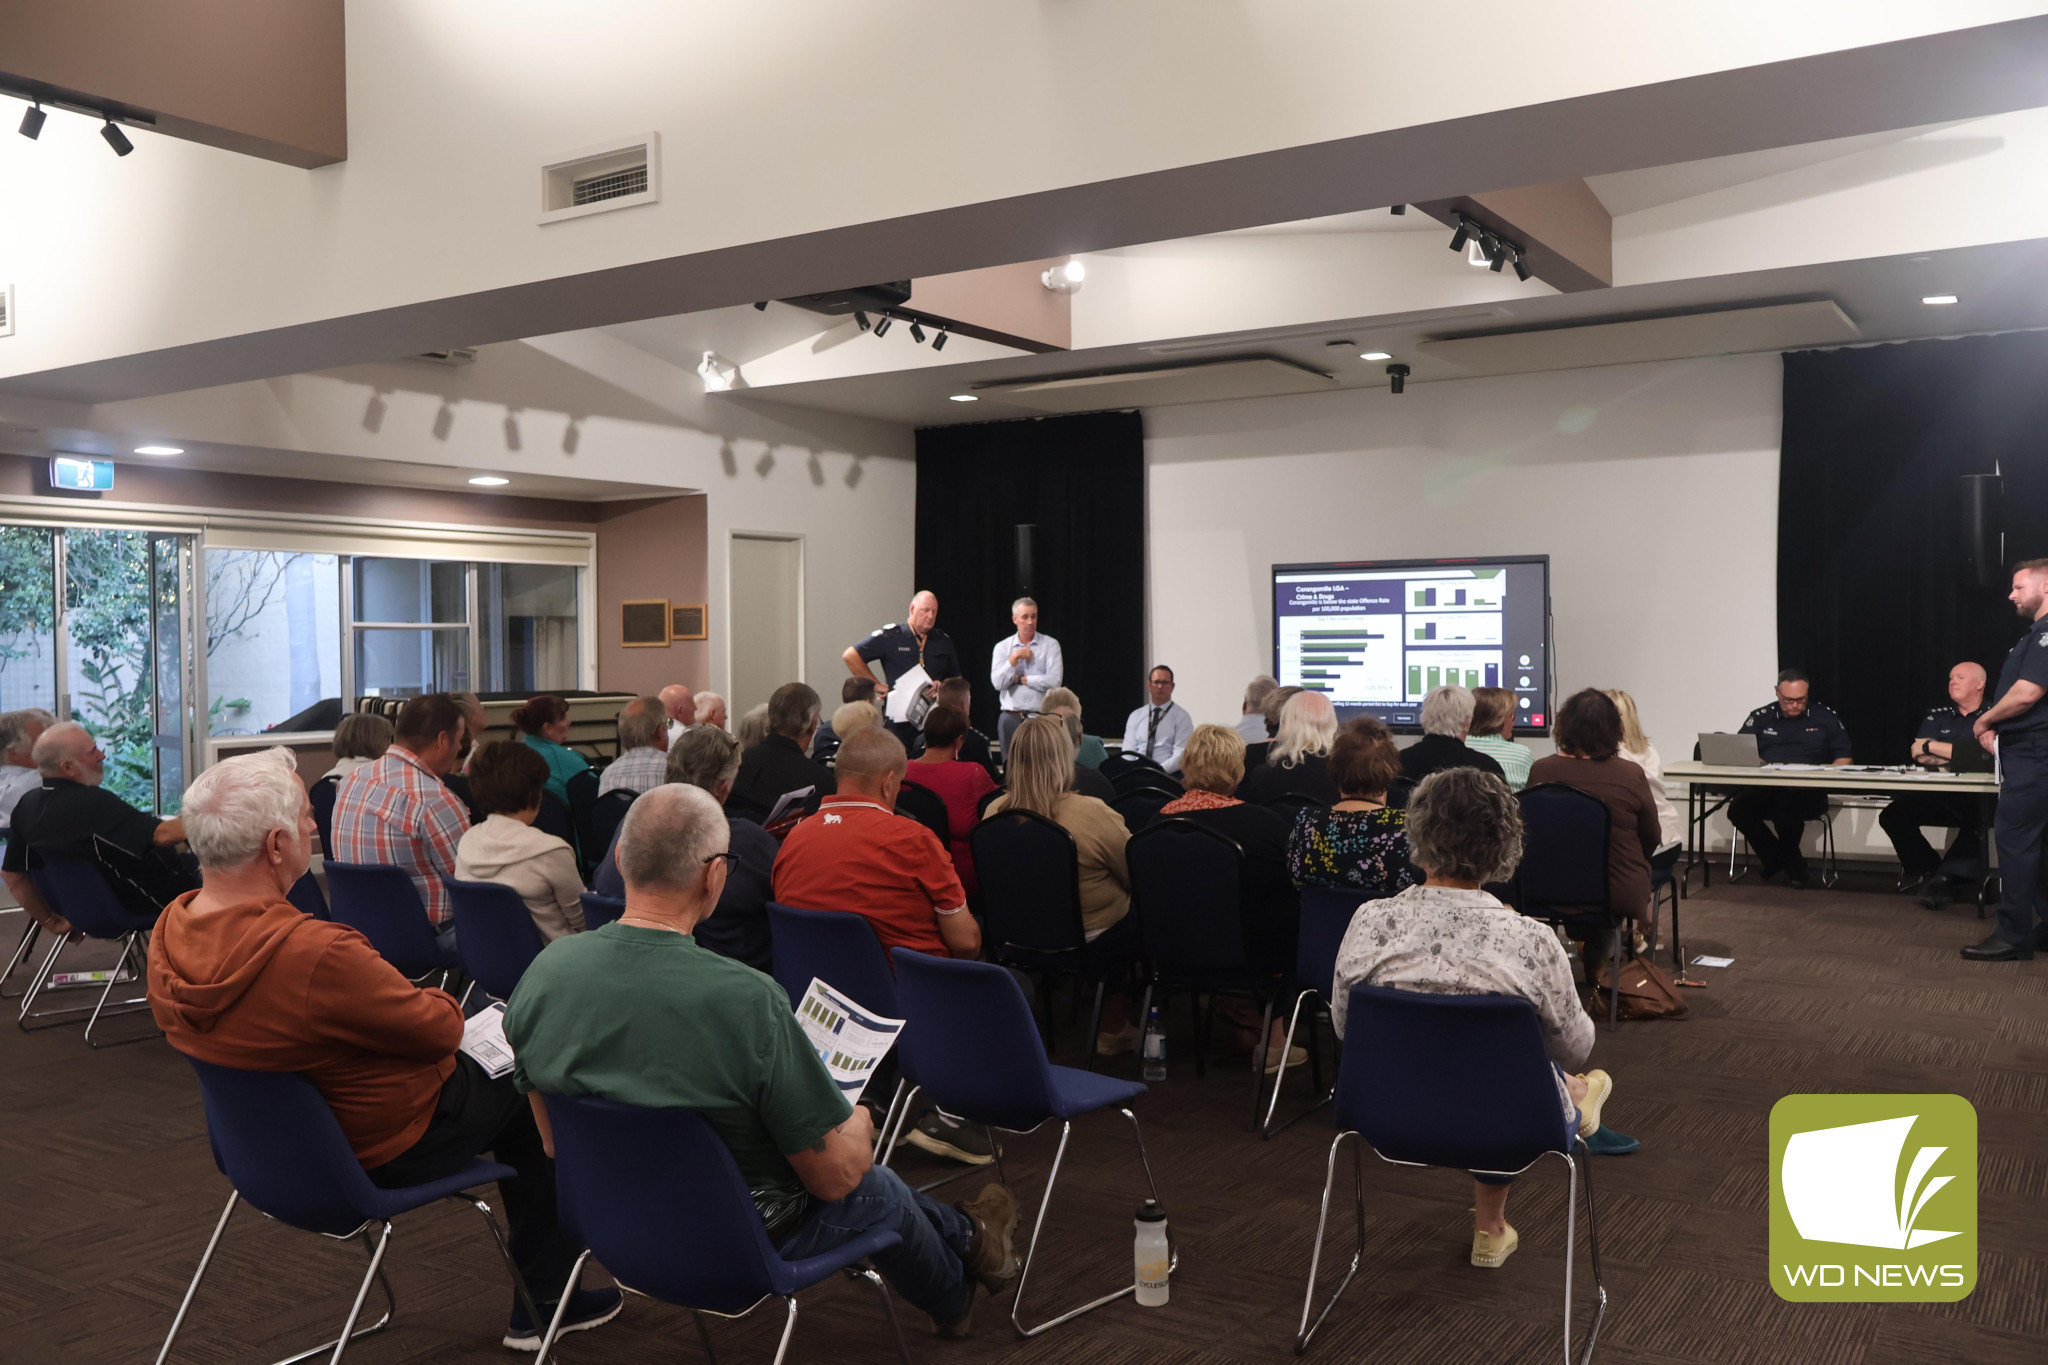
[1271,555,1552,733]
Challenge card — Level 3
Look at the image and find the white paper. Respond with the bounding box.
[884,665,932,724]
[461,1001,516,1079]
[1691,955,1735,969]
[795,977,904,1103]
[764,784,815,826]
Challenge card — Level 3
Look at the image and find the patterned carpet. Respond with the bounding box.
[3,876,2045,1364]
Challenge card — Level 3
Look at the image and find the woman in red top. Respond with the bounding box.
[900,703,998,895]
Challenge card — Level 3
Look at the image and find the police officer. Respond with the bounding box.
[1731,668,1852,888]
[1964,558,2048,961]
[1878,661,1989,909]
[842,590,962,742]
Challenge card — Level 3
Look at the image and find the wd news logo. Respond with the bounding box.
[1769,1094,1976,1302]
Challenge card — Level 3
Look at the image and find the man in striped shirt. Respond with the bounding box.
[332,694,471,947]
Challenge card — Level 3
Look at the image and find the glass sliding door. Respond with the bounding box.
[479,563,580,693]
[150,533,192,813]
[0,526,58,712]
[203,548,343,734]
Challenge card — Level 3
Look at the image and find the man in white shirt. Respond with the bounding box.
[600,696,672,796]
[660,683,696,746]
[1121,665,1194,774]
[989,596,1064,755]
[1237,675,1278,744]
[0,708,54,831]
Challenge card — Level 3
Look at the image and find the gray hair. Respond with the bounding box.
[666,725,741,794]
[693,691,726,722]
[183,747,305,869]
[332,712,393,761]
[1045,705,1085,747]
[831,700,882,742]
[616,783,729,895]
[736,703,771,750]
[1042,685,1081,720]
[1243,674,1278,712]
[617,696,667,752]
[1012,596,1037,614]
[1271,690,1338,769]
[33,721,93,777]
[1420,684,1475,739]
[1404,767,1523,883]
[0,707,55,759]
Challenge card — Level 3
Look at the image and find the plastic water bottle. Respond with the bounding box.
[1141,1006,1167,1082]
[1134,1200,1170,1306]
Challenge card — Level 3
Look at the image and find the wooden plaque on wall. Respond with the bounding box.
[621,599,671,647]
[671,603,708,640]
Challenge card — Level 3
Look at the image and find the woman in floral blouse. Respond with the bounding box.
[1287,718,1418,897]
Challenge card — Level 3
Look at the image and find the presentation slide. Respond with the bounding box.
[1271,556,1552,733]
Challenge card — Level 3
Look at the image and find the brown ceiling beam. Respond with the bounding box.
[906,260,1071,353]
[1415,178,1612,292]
[0,0,345,168]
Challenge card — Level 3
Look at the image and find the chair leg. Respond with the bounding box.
[1009,1108,1172,1338]
[1251,995,1276,1130]
[880,1085,920,1166]
[325,1222,394,1365]
[1606,920,1622,1034]
[691,1308,721,1365]
[1192,992,1209,1079]
[532,1246,595,1365]
[857,1266,914,1365]
[0,918,39,999]
[1559,1142,1608,1365]
[84,932,159,1049]
[16,931,86,1030]
[874,1077,907,1154]
[1261,991,1335,1140]
[1082,978,1106,1074]
[156,1190,239,1365]
[769,1295,801,1365]
[450,1193,543,1338]
[1294,1131,1366,1356]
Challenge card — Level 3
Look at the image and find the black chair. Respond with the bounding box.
[442,772,485,825]
[1514,783,1622,1032]
[1262,791,1327,819]
[1260,884,1356,1138]
[975,787,1005,822]
[1101,750,1169,788]
[565,768,601,871]
[1109,788,1172,833]
[534,791,576,851]
[893,781,950,847]
[287,871,330,920]
[20,853,159,1047]
[309,774,341,856]
[586,789,637,867]
[1109,764,1181,799]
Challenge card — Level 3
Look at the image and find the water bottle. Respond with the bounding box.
[1141,1006,1167,1082]
[1134,1199,1170,1306]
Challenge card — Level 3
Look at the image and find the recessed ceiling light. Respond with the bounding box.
[1922,294,1959,306]
[1359,351,1392,362]
[948,394,978,402]
[133,444,183,456]
[468,475,510,486]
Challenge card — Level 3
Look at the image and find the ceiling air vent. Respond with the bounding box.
[539,133,660,225]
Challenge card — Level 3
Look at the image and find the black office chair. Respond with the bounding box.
[894,781,951,847]
[1513,783,1622,1032]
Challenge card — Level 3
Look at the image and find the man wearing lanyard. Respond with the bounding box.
[1966,559,2048,961]
[989,597,1064,757]
[1120,665,1194,774]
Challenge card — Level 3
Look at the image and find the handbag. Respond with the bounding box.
[1589,957,1690,1021]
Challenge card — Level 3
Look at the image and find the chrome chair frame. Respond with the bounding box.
[16,923,155,1046]
[1260,987,1335,1139]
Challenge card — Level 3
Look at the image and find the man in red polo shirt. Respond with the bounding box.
[772,727,979,960]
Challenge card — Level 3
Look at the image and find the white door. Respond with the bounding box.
[728,533,803,717]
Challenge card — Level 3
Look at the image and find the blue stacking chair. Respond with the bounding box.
[324,862,458,983]
[446,878,549,1002]
[533,1095,912,1365]
[1295,983,1606,1360]
[1515,783,1621,1032]
[156,1058,539,1365]
[766,902,909,1144]
[288,870,330,920]
[579,892,625,930]
[1260,885,1361,1138]
[883,948,1171,1338]
[20,852,159,1047]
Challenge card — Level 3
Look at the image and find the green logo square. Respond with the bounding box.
[1769,1093,1976,1302]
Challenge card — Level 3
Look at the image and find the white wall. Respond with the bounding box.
[1145,352,1783,763]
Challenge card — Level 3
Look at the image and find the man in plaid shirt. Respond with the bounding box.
[597,696,670,796]
[332,694,472,946]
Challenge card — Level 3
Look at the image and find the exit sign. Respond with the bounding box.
[50,457,114,491]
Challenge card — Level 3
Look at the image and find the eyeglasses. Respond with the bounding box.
[702,852,743,869]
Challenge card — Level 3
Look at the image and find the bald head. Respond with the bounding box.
[1950,661,1988,711]
[907,591,938,635]
[834,726,907,796]
[659,684,696,727]
[33,721,102,784]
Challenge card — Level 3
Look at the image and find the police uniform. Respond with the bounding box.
[1877,702,1988,882]
[1982,621,2048,950]
[1730,700,1852,881]
[851,621,962,747]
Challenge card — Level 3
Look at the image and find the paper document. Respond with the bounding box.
[1691,955,1735,969]
[461,1002,516,1079]
[795,977,904,1103]
[884,665,933,725]
[764,785,816,826]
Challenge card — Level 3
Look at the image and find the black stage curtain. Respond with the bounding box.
[1779,333,2048,762]
[915,411,1145,740]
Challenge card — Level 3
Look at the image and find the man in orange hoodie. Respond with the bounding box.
[147,747,619,1352]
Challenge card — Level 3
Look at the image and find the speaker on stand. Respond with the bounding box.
[1013,523,1036,597]
[1960,473,2005,590]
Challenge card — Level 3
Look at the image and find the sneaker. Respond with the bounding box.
[1250,1042,1309,1074]
[904,1110,996,1166]
[504,1286,624,1352]
[1583,1125,1641,1156]
[1095,1023,1142,1057]
[955,1183,1021,1293]
[1575,1069,1613,1137]
[1471,1223,1519,1268]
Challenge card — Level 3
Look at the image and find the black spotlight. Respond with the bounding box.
[1487,238,1508,273]
[873,315,893,337]
[1390,203,1406,216]
[1386,363,1411,394]
[1511,250,1533,283]
[753,300,768,311]
[101,119,133,156]
[854,311,872,332]
[1448,218,1472,252]
[931,330,949,351]
[908,320,927,344]
[19,103,45,140]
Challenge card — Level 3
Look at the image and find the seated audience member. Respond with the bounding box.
[452,692,490,767]
[455,741,586,942]
[693,690,729,733]
[0,707,55,829]
[1246,685,1302,771]
[1042,686,1109,770]
[1329,766,1636,1270]
[1122,665,1194,774]
[932,677,1000,779]
[2,721,196,928]
[735,702,771,751]
[506,784,1017,1338]
[512,694,592,807]
[811,677,880,762]
[659,682,696,746]
[323,712,394,784]
[332,693,472,950]
[1161,724,1303,1070]
[1240,690,1341,806]
[730,683,836,819]
[1238,675,1280,744]
[1400,684,1507,786]
[1288,718,1421,898]
[149,748,609,1346]
[1605,689,1682,855]
[1044,705,1116,800]
[592,726,775,973]
[1527,689,1662,968]
[598,696,671,796]
[1464,686,1533,792]
[989,716,1137,1054]
[821,698,884,765]
[902,703,999,896]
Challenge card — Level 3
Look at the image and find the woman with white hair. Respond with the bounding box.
[1238,689,1341,806]
[1399,684,1508,786]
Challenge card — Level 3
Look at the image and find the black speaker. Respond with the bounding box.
[1013,523,1035,593]
[1960,473,2005,589]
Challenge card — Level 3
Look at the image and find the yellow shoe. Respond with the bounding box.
[1576,1070,1613,1137]
[1471,1223,1519,1268]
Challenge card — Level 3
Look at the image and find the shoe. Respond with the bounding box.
[1898,873,1931,895]
[1784,857,1811,890]
[1918,877,1957,911]
[1095,1023,1142,1057]
[1251,1043,1309,1074]
[1471,1223,1519,1268]
[1961,934,2035,962]
[1583,1125,1641,1156]
[905,1110,996,1165]
[504,1286,624,1352]
[1753,859,1783,884]
[955,1183,1021,1294]
[1575,1069,1613,1137]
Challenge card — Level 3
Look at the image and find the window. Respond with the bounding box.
[351,558,472,699]
[203,550,342,735]
[479,563,581,693]
[0,525,56,712]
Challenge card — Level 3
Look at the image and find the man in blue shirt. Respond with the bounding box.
[1877,662,1988,908]
[1730,669,1852,889]
[1964,559,2048,960]
[989,597,1064,756]
[1121,665,1194,774]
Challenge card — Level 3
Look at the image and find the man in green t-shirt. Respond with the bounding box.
[506,784,1020,1335]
